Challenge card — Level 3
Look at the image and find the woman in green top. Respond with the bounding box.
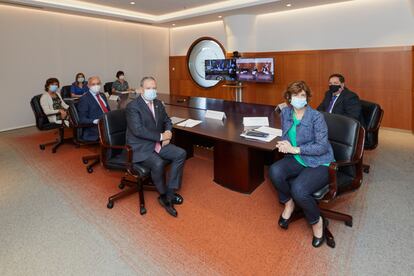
[269,81,335,247]
[111,70,131,93]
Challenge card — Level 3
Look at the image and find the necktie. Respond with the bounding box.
[326,95,338,113]
[96,94,109,113]
[148,102,161,153]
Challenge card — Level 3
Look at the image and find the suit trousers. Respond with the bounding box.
[138,144,186,195]
[268,155,329,225]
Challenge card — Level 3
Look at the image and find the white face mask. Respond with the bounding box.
[119,75,125,80]
[90,85,101,95]
[77,77,85,83]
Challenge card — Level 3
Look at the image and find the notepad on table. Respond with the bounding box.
[170,117,186,125]
[177,119,202,128]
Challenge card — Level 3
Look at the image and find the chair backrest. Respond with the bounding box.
[30,94,55,130]
[322,112,364,183]
[99,109,127,158]
[60,85,72,99]
[67,101,83,140]
[104,82,113,94]
[360,100,383,150]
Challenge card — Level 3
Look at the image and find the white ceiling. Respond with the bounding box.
[1,0,353,26]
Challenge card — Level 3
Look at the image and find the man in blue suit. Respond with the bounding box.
[78,76,110,141]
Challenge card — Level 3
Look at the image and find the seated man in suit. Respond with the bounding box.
[78,76,110,141]
[126,76,186,217]
[317,74,363,124]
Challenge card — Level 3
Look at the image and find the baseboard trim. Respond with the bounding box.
[0,124,36,133]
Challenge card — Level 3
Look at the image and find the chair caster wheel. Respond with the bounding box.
[82,159,89,164]
[118,183,125,189]
[107,201,114,209]
[87,167,93,173]
[140,207,147,215]
[345,220,353,227]
[363,167,370,173]
[52,149,57,153]
[39,145,45,150]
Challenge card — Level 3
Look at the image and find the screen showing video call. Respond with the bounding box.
[205,58,274,83]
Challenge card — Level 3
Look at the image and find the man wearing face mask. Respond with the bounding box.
[77,76,110,141]
[317,74,362,124]
[126,76,186,217]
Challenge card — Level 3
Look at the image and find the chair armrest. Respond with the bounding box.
[76,123,96,128]
[333,160,360,167]
[326,163,338,200]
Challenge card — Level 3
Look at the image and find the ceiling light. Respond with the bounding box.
[286,3,292,7]
[218,15,222,18]
[130,1,135,4]
[172,23,176,26]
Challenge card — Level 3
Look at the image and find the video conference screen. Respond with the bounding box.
[236,58,274,83]
[205,59,237,81]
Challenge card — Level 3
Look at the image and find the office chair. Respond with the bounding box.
[104,82,113,95]
[99,109,162,215]
[30,94,72,153]
[290,113,365,248]
[360,100,384,173]
[60,85,72,100]
[67,101,101,173]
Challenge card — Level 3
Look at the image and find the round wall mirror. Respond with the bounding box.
[186,37,226,88]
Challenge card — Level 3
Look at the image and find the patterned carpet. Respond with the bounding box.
[0,127,413,275]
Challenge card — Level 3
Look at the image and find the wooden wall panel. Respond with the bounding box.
[169,46,413,130]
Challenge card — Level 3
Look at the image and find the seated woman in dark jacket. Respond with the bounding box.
[269,81,334,248]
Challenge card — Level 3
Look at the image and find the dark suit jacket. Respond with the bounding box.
[126,95,172,163]
[317,88,363,124]
[77,91,110,141]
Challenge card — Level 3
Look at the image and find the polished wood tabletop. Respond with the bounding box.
[113,93,281,151]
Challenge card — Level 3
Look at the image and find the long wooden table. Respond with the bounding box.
[113,93,281,194]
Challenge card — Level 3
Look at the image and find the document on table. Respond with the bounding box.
[170,117,186,125]
[243,117,269,127]
[177,119,202,128]
[240,126,281,142]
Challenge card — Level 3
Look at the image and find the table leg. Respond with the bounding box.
[214,140,265,194]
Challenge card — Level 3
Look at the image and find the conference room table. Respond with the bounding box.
[111,92,281,194]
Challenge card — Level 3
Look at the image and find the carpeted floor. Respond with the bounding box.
[0,127,413,275]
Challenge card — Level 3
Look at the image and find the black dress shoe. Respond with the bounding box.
[278,214,292,230]
[312,217,328,248]
[158,196,178,217]
[172,193,184,205]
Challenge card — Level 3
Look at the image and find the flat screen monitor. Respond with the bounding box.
[236,58,274,83]
[205,59,237,81]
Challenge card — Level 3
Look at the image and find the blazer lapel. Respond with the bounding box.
[138,96,156,125]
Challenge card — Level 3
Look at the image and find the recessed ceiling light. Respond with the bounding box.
[172,23,176,26]
[286,3,292,7]
[130,1,135,4]
[218,15,222,18]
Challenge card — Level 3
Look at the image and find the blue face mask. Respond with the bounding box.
[290,96,307,109]
[49,85,58,93]
[143,89,157,101]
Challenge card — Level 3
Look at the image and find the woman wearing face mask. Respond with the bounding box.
[112,70,131,93]
[70,72,88,98]
[40,78,69,127]
[269,81,334,248]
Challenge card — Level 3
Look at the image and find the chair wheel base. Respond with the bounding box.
[82,159,89,164]
[363,167,370,173]
[140,207,147,215]
[107,201,114,209]
[345,220,353,227]
[118,183,125,189]
[52,149,57,153]
[39,145,46,150]
[87,167,93,173]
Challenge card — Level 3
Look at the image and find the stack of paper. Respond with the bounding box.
[243,117,269,127]
[240,126,282,142]
[177,119,202,128]
[170,117,186,124]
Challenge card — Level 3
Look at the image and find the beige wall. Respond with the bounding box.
[170,0,414,55]
[0,4,170,131]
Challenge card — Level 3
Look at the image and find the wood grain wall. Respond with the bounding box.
[169,46,413,131]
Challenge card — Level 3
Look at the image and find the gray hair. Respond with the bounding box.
[140,76,156,87]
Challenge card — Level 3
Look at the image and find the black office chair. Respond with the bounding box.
[99,109,159,215]
[60,85,72,100]
[360,100,384,173]
[67,101,101,173]
[290,113,365,248]
[104,82,113,95]
[30,94,71,153]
